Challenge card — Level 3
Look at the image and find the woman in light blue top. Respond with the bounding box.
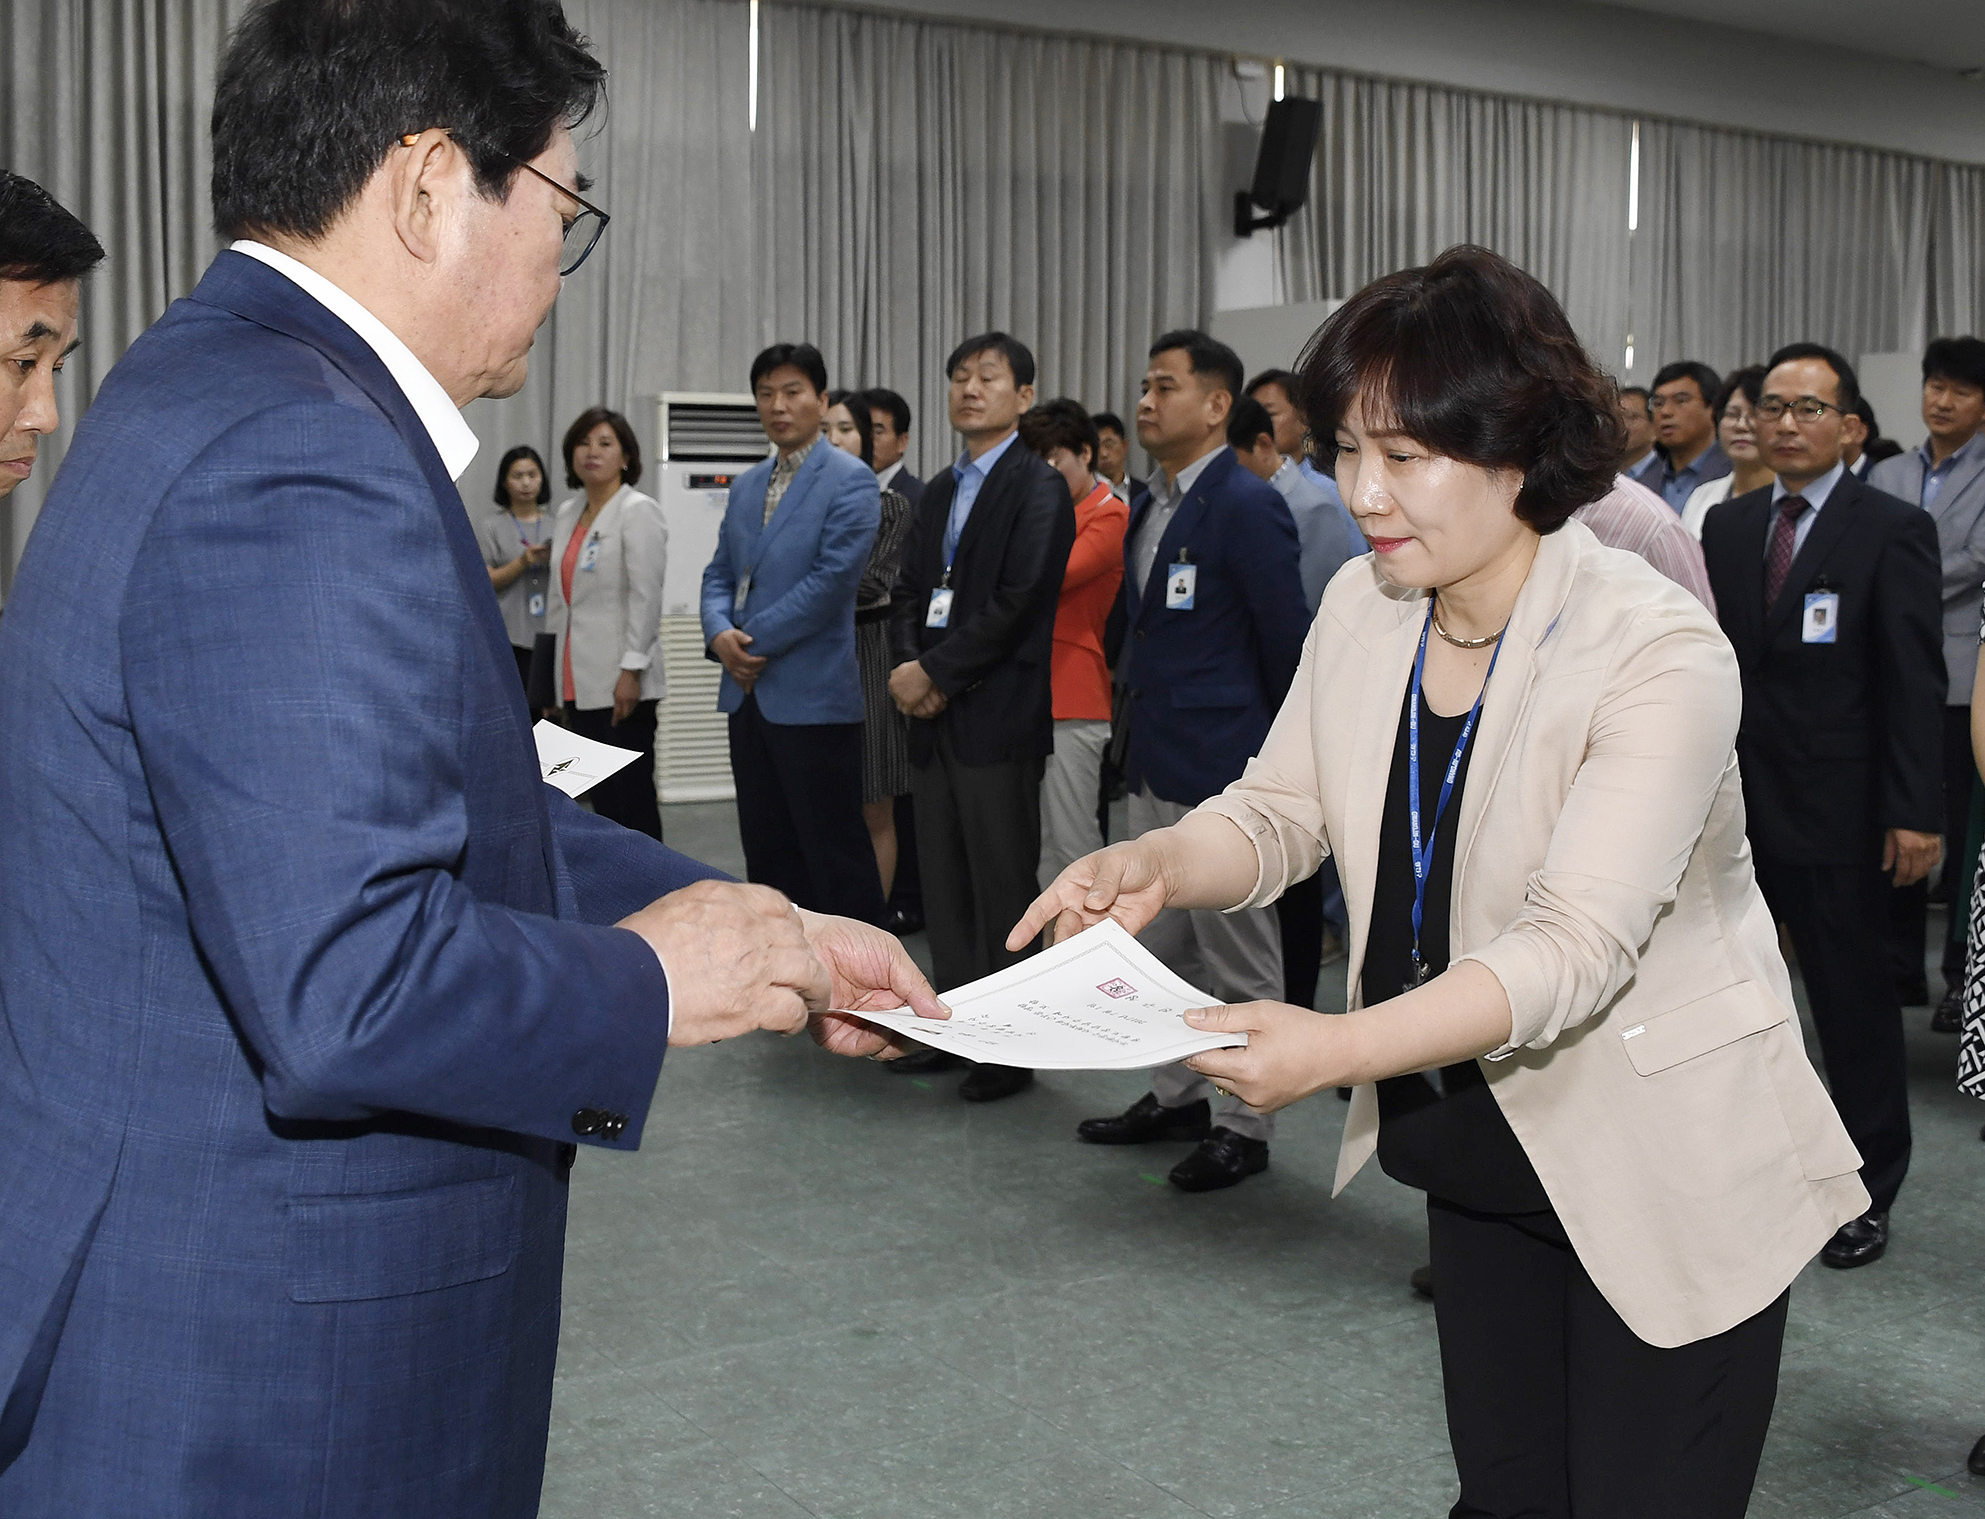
[478,444,554,691]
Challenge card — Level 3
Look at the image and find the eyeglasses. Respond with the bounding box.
[397,133,610,276]
[1753,397,1842,424]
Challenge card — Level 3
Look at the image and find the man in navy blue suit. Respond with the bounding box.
[703,343,884,922]
[1071,332,1310,1192]
[0,3,937,1512]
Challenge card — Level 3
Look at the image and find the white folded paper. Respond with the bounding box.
[533,720,643,799]
[854,919,1248,1071]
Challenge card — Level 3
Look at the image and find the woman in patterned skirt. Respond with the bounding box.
[1961,595,1985,1476]
[825,389,915,899]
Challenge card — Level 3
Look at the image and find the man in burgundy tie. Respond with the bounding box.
[1700,342,1944,1271]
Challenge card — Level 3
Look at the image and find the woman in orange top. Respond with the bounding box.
[1020,399,1130,885]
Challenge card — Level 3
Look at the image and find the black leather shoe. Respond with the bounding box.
[1410,1264,1435,1300]
[1897,977,1930,1008]
[1075,1093,1211,1145]
[1168,1127,1269,1192]
[958,1064,1033,1102]
[885,1047,967,1076]
[1932,987,1964,1033]
[1820,1210,1889,1269]
[1968,1432,1985,1477]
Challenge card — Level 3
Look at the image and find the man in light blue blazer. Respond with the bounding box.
[1873,336,1985,1028]
[703,343,885,923]
[0,5,934,1513]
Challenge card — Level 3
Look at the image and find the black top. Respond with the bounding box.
[1364,681,1552,1216]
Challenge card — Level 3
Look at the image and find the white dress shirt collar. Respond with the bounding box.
[230,240,480,483]
[876,460,905,490]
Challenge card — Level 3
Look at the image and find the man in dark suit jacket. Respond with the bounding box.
[0,6,935,1509]
[1701,342,1944,1272]
[865,385,925,507]
[888,332,1076,1103]
[1074,332,1310,1192]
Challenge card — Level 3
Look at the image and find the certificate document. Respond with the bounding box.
[533,720,642,799]
[854,920,1248,1071]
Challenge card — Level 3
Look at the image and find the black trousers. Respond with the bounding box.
[728,695,884,923]
[1429,1199,1788,1519]
[888,792,923,919]
[563,701,662,842]
[910,728,1044,994]
[510,644,534,695]
[1754,853,1911,1213]
[1887,703,1975,986]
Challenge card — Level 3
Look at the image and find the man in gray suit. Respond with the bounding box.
[1874,336,1985,1030]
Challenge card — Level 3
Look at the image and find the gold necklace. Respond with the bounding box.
[1430,597,1504,650]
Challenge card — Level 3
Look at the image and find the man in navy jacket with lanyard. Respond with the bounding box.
[1074,332,1310,1191]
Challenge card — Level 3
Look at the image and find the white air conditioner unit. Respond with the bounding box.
[650,393,771,804]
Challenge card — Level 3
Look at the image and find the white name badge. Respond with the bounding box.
[734,573,752,615]
[1165,563,1197,611]
[1802,591,1840,644]
[527,592,545,619]
[925,587,954,628]
[578,537,601,572]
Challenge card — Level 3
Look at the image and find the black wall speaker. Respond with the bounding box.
[1236,96,1321,237]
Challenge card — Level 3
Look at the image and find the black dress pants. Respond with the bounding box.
[510,644,534,694]
[1429,1199,1788,1519]
[728,694,884,923]
[1275,870,1325,1009]
[910,727,1044,993]
[1886,703,1974,987]
[1754,853,1911,1213]
[564,700,662,841]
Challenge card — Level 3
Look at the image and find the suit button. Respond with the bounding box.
[571,1108,605,1137]
[1135,629,1146,639]
[600,1112,628,1141]
[1129,688,1141,700]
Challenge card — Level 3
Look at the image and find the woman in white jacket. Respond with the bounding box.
[1680,366,1772,537]
[547,406,669,839]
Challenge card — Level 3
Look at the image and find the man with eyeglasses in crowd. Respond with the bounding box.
[0,1,939,1508]
[1648,360,1732,512]
[1700,342,1944,1276]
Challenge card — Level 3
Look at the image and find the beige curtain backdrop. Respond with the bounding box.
[7,0,1985,592]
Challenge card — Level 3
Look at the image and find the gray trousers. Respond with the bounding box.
[1038,718,1111,888]
[1130,786,1283,1141]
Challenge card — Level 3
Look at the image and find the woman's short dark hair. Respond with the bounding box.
[561,406,642,490]
[1296,245,1625,534]
[211,0,606,242]
[0,172,106,285]
[1712,366,1767,421]
[1018,398,1101,470]
[493,444,551,506]
[826,389,874,469]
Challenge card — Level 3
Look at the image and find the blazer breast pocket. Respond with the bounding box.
[286,1173,521,1303]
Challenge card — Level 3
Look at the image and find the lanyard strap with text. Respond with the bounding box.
[1406,601,1503,987]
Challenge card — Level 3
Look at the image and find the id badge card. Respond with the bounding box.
[578,536,601,573]
[1165,562,1197,611]
[527,592,545,618]
[925,587,954,628]
[734,573,752,616]
[1802,591,1840,644]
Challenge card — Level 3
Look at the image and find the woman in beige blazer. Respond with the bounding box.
[1015,248,1865,1518]
[547,406,668,839]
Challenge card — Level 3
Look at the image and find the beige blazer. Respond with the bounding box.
[546,486,668,710]
[1199,519,1867,1348]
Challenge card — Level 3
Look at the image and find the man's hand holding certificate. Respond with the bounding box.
[853,921,1247,1070]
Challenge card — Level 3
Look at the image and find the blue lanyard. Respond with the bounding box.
[1406,601,1502,986]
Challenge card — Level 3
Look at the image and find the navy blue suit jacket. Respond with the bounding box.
[1120,447,1309,806]
[0,252,722,1512]
[698,440,879,724]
